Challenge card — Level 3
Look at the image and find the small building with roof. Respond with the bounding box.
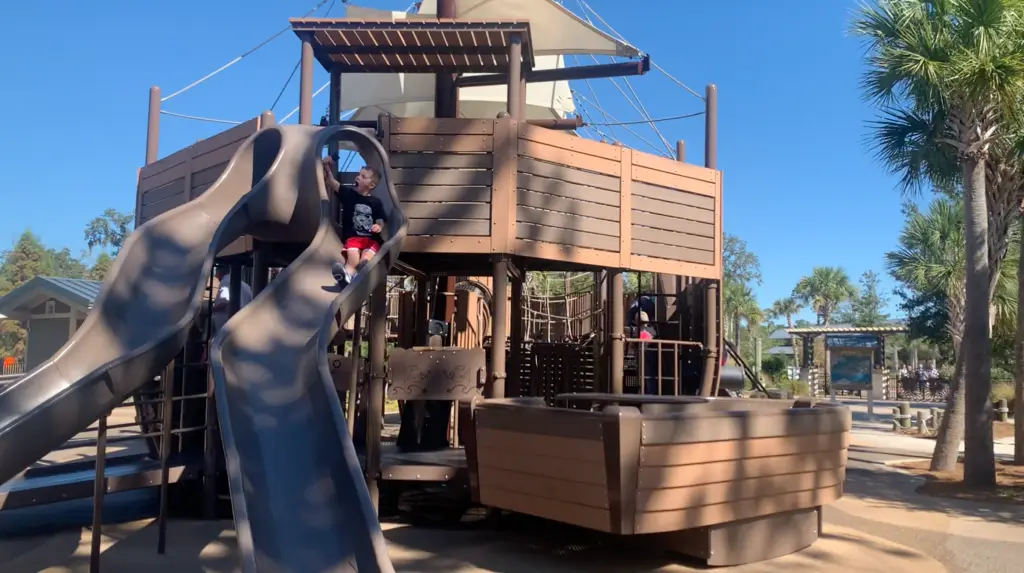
[0,277,102,370]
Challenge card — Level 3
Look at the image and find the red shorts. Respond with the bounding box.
[343,236,380,253]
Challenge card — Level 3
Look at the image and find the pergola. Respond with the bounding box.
[786,323,908,381]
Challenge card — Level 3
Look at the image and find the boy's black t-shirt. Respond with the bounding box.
[338,187,387,240]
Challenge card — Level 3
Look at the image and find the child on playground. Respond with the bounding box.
[321,156,387,284]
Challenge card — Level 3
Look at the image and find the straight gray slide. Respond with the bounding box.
[0,124,318,486]
[210,125,404,573]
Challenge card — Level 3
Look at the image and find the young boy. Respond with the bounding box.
[321,156,387,284]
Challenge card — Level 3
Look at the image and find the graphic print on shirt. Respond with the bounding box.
[352,203,374,236]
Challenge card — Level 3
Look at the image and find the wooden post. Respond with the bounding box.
[415,278,429,345]
[146,87,160,164]
[435,0,458,118]
[89,412,108,573]
[328,68,342,160]
[609,270,624,394]
[510,276,524,396]
[365,280,388,511]
[156,363,174,554]
[705,85,717,169]
[507,33,523,119]
[490,260,509,398]
[299,36,314,125]
[699,280,719,396]
[252,243,269,296]
[347,309,363,437]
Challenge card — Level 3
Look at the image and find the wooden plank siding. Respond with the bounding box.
[135,117,265,256]
[632,404,850,534]
[472,401,615,532]
[388,119,496,253]
[469,399,849,538]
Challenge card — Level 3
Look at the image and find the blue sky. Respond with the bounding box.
[0,0,919,320]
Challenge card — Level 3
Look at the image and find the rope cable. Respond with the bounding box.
[279,81,331,122]
[159,110,243,125]
[575,0,705,101]
[574,1,673,156]
[270,0,339,111]
[162,0,333,102]
[572,92,668,156]
[588,111,703,126]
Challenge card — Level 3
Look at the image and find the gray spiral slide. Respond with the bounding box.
[0,124,403,572]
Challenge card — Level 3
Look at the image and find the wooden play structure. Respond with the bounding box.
[6,5,849,570]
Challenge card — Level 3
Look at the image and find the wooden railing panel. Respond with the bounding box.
[136,117,261,227]
[628,148,722,277]
[513,123,623,261]
[388,147,494,240]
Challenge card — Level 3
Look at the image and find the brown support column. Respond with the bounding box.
[251,244,269,296]
[146,87,160,164]
[518,73,527,120]
[415,278,430,345]
[593,271,606,391]
[700,281,719,397]
[299,36,314,125]
[509,276,524,396]
[705,85,717,169]
[435,0,458,117]
[365,280,387,511]
[328,68,342,160]
[609,270,624,394]
[699,84,720,397]
[507,33,523,119]
[490,260,509,398]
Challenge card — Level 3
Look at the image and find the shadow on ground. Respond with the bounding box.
[842,447,1024,527]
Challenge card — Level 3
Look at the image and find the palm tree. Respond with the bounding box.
[769,296,804,368]
[793,267,856,326]
[888,197,1019,470]
[769,297,802,328]
[723,280,762,355]
[854,0,1024,486]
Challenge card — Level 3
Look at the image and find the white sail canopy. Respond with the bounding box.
[415,0,638,57]
[335,1,640,121]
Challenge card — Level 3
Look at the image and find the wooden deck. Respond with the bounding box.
[136,116,722,277]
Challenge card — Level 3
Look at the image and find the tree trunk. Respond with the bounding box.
[931,347,966,472]
[962,155,996,486]
[1015,213,1024,465]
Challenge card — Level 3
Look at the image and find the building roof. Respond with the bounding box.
[0,277,102,320]
[767,346,794,355]
[786,322,907,336]
[291,18,535,74]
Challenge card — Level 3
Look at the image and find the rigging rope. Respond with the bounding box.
[270,0,339,111]
[162,0,333,102]
[589,111,703,126]
[159,110,242,125]
[575,0,704,101]
[570,55,622,142]
[572,91,668,156]
[574,0,674,156]
[279,81,331,123]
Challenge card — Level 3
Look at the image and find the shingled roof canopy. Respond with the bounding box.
[0,277,102,320]
[290,18,535,74]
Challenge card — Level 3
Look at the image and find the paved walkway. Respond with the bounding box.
[0,518,945,573]
[838,428,1024,573]
[0,404,1020,572]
